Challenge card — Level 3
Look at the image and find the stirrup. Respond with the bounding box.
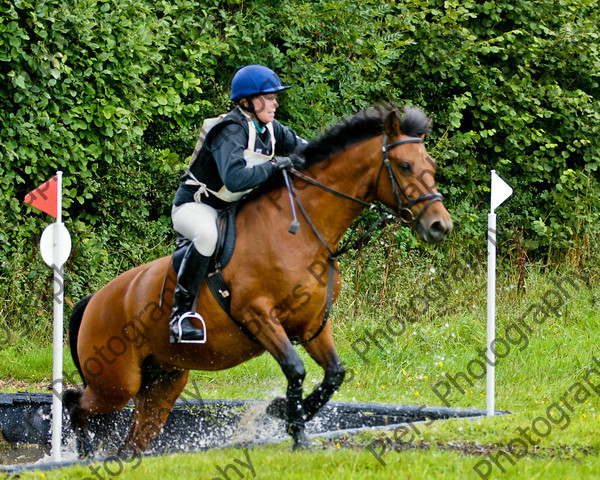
[170,312,207,344]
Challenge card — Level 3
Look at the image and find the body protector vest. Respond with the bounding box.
[184,108,275,204]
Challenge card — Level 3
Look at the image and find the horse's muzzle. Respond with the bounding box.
[417,215,453,243]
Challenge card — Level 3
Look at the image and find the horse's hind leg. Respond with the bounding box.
[118,368,189,456]
[64,384,135,458]
[64,389,92,457]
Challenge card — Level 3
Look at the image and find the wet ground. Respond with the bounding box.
[319,435,597,461]
[0,392,501,471]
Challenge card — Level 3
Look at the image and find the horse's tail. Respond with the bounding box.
[69,294,93,387]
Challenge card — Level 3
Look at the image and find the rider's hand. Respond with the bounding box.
[289,153,305,170]
[273,154,305,171]
[273,156,294,171]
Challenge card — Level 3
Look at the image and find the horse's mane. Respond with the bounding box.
[248,105,431,201]
[296,105,432,168]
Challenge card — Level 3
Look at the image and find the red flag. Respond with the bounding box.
[24,176,58,218]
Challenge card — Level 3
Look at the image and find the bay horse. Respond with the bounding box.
[65,105,453,455]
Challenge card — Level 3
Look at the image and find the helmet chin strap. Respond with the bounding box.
[239,98,267,128]
[240,98,256,116]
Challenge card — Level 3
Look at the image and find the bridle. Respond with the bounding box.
[375,134,443,224]
[289,134,443,231]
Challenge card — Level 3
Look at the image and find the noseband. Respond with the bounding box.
[376,134,443,224]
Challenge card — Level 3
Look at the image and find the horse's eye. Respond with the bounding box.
[398,162,412,173]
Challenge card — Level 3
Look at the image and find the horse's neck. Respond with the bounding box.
[296,137,381,248]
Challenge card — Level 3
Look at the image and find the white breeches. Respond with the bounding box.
[171,202,219,256]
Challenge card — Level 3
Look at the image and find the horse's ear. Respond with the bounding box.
[384,110,402,137]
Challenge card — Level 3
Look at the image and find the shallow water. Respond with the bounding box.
[0,394,496,470]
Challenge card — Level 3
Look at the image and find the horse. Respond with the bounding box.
[64,105,453,456]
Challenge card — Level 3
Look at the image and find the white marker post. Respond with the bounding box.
[487,170,513,416]
[39,171,72,461]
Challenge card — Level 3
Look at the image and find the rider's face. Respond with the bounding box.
[250,94,279,124]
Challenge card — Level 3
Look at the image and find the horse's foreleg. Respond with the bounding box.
[267,323,346,424]
[118,368,189,456]
[301,323,346,422]
[279,345,309,449]
[244,309,309,450]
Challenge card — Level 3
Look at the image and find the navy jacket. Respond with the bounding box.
[174,107,303,209]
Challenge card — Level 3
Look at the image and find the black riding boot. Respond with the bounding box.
[169,244,211,344]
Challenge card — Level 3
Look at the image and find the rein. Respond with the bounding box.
[288,134,443,255]
[285,172,393,259]
[285,134,444,345]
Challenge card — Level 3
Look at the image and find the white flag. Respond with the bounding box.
[490,170,513,211]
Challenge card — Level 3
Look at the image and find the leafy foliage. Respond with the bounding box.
[1,0,599,308]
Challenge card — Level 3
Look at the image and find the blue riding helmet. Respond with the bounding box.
[230,65,291,103]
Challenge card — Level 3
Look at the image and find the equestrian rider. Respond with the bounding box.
[170,64,306,343]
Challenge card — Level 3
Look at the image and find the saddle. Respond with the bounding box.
[171,204,238,314]
[168,187,334,346]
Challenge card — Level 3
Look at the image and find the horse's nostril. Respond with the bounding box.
[431,221,445,234]
[429,220,449,240]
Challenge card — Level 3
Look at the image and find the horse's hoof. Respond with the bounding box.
[292,441,310,451]
[77,439,93,459]
[288,422,310,451]
[265,397,287,420]
[63,389,83,411]
[117,445,143,459]
[292,433,310,451]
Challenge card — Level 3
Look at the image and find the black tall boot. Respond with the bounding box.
[169,244,211,344]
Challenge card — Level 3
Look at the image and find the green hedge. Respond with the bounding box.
[1,0,599,292]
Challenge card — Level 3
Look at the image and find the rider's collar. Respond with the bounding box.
[251,119,266,134]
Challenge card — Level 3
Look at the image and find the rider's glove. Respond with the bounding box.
[273,156,294,171]
[273,154,305,171]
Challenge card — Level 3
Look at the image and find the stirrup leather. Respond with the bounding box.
[170,312,207,344]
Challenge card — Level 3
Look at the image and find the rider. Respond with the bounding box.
[169,64,306,343]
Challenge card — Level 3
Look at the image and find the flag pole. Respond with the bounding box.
[486,170,513,417]
[486,209,496,416]
[56,171,62,224]
[51,170,64,462]
[25,171,71,461]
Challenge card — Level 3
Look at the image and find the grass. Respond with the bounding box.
[1,247,599,479]
[6,436,600,479]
